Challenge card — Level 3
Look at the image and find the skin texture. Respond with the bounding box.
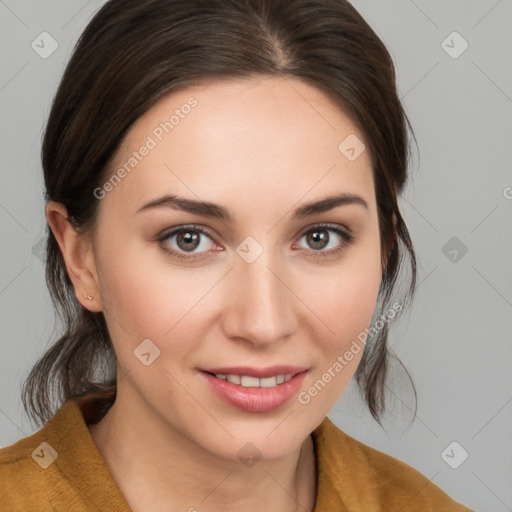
[47,76,384,512]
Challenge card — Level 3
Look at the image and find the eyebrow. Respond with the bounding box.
[136,192,369,222]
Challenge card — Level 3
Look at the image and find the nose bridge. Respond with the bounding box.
[222,245,296,345]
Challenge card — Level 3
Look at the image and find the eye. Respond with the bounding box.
[156,223,354,262]
[157,225,219,261]
[294,224,354,258]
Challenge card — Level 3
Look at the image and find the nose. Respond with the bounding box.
[220,249,297,347]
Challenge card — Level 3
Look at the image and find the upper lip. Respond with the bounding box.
[199,366,309,378]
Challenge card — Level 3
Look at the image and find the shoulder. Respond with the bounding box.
[0,399,129,512]
[1,407,59,509]
[312,417,475,512]
[0,403,73,475]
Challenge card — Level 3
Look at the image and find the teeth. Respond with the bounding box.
[226,374,241,385]
[240,376,260,387]
[215,373,294,387]
[260,376,278,387]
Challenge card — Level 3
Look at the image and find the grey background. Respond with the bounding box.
[1,1,511,511]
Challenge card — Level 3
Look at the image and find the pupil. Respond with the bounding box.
[178,231,200,251]
[308,230,328,250]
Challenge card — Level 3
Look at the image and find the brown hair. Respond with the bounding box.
[23,0,417,427]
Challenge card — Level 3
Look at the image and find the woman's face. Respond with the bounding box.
[89,76,382,460]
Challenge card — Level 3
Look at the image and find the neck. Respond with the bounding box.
[87,382,317,512]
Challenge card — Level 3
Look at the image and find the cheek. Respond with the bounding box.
[94,233,215,361]
[95,244,160,335]
[314,234,382,342]
[298,234,382,410]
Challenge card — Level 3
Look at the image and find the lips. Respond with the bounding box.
[198,365,309,413]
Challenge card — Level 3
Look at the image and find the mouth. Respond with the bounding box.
[198,366,309,412]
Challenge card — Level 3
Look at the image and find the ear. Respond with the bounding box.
[46,200,103,312]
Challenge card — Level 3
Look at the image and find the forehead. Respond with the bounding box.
[103,76,375,217]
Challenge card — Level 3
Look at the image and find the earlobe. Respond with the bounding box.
[45,201,102,312]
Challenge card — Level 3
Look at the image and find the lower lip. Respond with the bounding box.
[199,371,308,413]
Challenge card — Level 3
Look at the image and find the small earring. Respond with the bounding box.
[83,294,93,301]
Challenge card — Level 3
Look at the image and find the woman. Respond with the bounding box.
[0,0,474,510]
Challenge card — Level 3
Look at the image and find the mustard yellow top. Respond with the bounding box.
[0,396,473,511]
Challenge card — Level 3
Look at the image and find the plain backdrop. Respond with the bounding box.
[1,1,511,511]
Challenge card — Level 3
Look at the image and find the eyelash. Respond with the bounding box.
[156,223,355,262]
